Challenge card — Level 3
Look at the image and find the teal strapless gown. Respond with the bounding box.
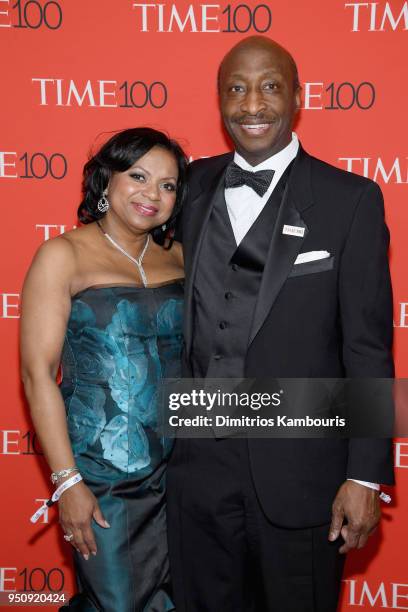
[59,282,183,612]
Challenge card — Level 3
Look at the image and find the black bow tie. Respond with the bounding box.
[225,163,275,198]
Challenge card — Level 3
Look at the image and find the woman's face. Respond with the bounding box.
[106,145,179,232]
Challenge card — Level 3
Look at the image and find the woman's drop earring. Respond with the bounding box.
[97,189,109,213]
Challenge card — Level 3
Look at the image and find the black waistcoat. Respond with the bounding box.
[192,167,291,378]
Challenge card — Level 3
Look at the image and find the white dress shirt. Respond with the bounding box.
[225,132,299,245]
[224,132,379,493]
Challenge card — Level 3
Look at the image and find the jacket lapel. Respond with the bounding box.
[184,155,232,354]
[248,148,314,345]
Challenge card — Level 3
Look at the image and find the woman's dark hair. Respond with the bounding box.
[78,127,188,247]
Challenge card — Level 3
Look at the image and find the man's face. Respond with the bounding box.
[219,44,301,165]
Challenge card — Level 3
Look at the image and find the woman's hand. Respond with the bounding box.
[58,481,110,559]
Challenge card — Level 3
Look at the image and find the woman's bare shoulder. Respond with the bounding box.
[169,240,184,267]
[58,223,97,248]
[33,232,76,265]
[24,227,92,286]
[36,224,97,261]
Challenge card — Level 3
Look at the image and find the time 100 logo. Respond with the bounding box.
[132,3,272,33]
[7,0,63,29]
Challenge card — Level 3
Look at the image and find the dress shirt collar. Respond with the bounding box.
[233,132,299,174]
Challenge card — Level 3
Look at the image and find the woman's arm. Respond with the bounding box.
[21,238,76,471]
[20,236,109,559]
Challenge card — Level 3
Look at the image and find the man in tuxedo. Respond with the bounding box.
[166,36,394,611]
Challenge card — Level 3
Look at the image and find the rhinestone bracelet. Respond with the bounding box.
[50,466,79,485]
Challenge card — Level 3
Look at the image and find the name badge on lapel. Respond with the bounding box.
[282,224,305,238]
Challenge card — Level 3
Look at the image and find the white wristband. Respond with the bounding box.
[30,473,83,524]
[379,492,392,504]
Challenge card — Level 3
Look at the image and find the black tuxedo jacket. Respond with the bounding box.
[181,146,394,528]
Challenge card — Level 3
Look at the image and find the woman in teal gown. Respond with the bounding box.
[21,128,187,611]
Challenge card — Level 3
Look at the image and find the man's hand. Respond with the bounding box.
[329,480,380,553]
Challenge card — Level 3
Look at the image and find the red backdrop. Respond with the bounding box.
[1,0,407,608]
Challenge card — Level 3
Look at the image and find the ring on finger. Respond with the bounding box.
[64,533,74,542]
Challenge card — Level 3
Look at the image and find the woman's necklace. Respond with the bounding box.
[96,221,150,287]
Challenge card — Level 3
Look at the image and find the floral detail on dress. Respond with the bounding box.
[67,300,116,381]
[100,414,150,472]
[135,382,159,428]
[63,289,183,475]
[156,298,184,378]
[106,300,150,414]
[67,385,107,455]
[156,299,183,336]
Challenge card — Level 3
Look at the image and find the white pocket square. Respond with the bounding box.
[294,250,331,265]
